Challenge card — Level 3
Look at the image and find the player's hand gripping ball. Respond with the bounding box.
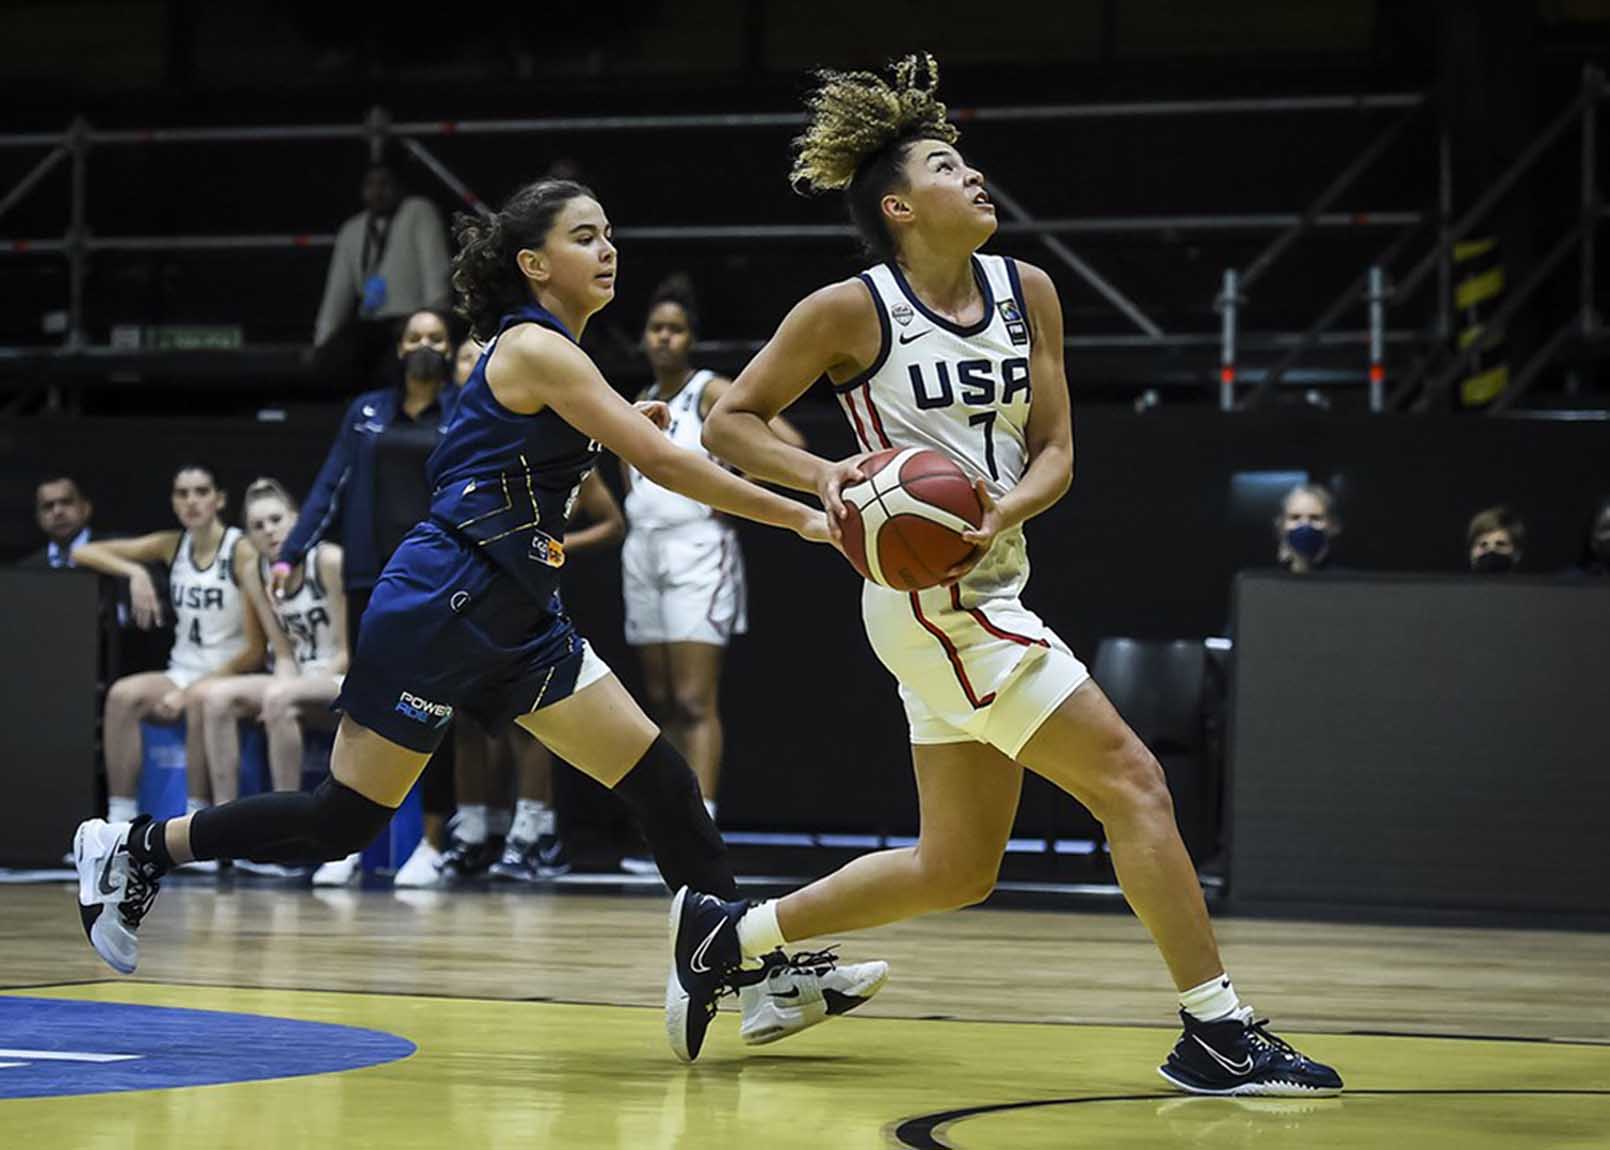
[837,448,984,591]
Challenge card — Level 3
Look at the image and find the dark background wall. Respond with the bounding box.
[1229,573,1610,919]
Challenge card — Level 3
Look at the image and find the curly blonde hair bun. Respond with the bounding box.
[789,52,958,195]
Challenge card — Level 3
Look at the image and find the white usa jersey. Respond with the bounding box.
[624,369,721,529]
[260,547,339,674]
[837,253,1035,600]
[845,255,1091,754]
[168,526,247,678]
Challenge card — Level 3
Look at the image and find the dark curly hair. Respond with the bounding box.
[645,272,700,337]
[451,179,595,342]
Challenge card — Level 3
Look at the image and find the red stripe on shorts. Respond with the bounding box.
[950,584,1049,649]
[910,591,995,709]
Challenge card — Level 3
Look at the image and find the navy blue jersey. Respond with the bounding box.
[426,303,599,602]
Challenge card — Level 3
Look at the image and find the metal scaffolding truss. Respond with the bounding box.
[8,82,1595,411]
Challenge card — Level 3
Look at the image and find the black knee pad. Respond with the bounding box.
[309,777,396,857]
[612,735,734,898]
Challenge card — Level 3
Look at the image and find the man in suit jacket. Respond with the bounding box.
[20,476,95,568]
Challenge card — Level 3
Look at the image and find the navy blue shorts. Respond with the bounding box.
[337,521,607,754]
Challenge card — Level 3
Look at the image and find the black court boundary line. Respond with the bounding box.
[6,979,1610,1052]
[0,978,120,993]
[889,1089,1610,1150]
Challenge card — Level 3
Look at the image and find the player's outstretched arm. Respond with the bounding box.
[703,279,878,494]
[490,327,829,543]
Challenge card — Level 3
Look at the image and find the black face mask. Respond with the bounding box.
[402,346,448,383]
[1472,551,1515,574]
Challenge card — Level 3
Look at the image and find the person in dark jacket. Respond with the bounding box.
[19,476,96,568]
[275,308,455,647]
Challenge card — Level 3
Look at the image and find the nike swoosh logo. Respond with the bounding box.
[689,915,727,974]
[898,330,931,345]
[769,988,802,1000]
[1193,1035,1254,1076]
[98,848,122,896]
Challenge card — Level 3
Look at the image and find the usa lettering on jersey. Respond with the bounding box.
[837,254,1034,494]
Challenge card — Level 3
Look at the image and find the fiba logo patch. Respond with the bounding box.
[891,302,915,327]
[449,590,470,613]
[998,299,1029,346]
[395,691,453,727]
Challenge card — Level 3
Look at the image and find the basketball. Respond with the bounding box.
[838,447,983,591]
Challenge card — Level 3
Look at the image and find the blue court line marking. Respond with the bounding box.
[0,995,416,1099]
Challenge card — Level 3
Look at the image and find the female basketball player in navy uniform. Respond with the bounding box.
[72,178,884,1062]
[199,479,346,817]
[73,465,267,827]
[679,56,1342,1097]
[622,274,804,823]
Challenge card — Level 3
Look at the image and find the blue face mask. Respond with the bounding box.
[1285,524,1328,560]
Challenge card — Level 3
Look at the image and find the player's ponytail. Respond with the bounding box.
[789,52,959,261]
[451,179,595,343]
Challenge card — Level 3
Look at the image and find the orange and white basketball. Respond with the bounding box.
[838,447,983,591]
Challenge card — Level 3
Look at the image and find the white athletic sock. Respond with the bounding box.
[703,798,718,822]
[185,797,209,817]
[108,796,138,824]
[488,807,512,837]
[1180,973,1243,1023]
[509,799,551,845]
[456,804,488,845]
[735,899,786,961]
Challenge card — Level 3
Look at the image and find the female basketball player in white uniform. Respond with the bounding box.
[683,55,1341,1096]
[199,479,346,814]
[73,465,267,825]
[621,275,804,820]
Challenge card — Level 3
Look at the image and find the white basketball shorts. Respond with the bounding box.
[622,520,748,648]
[862,580,1089,758]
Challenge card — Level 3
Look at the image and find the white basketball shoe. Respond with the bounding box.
[73,817,164,975]
[311,852,361,887]
[737,948,890,1046]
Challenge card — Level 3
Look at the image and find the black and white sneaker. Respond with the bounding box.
[1159,1008,1343,1097]
[73,817,164,975]
[489,838,540,883]
[534,831,571,877]
[737,947,890,1045]
[666,885,746,1063]
[438,835,501,885]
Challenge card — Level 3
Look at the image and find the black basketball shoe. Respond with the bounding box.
[438,835,501,885]
[666,886,747,1063]
[1159,1009,1343,1096]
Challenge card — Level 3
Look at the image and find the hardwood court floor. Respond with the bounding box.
[2,883,1608,1148]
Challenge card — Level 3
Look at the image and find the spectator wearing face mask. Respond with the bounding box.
[275,308,456,650]
[1273,484,1341,574]
[1466,506,1526,574]
[1567,495,1610,578]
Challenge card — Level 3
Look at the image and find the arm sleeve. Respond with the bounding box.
[314,219,359,346]
[280,398,361,565]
